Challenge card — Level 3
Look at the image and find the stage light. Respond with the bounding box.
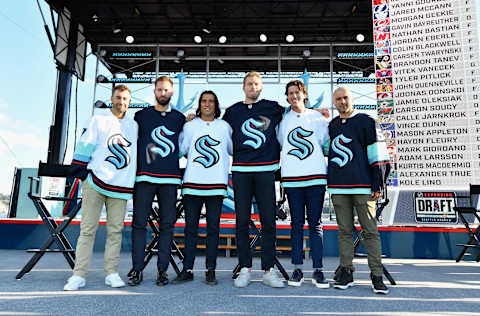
[286,34,294,42]
[194,35,202,43]
[177,49,185,57]
[112,23,122,34]
[303,49,311,57]
[92,14,99,22]
[125,35,134,43]
[217,58,224,64]
[94,100,107,108]
[218,35,227,44]
[259,34,267,42]
[356,33,365,42]
[202,28,211,34]
[96,75,107,83]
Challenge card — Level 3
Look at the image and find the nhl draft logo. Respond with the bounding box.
[241,118,266,149]
[194,135,220,168]
[287,127,314,160]
[151,126,175,158]
[331,134,353,167]
[105,134,131,169]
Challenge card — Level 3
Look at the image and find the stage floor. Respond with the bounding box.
[2,249,479,315]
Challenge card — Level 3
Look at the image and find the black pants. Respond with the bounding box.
[182,195,224,270]
[131,182,177,272]
[232,171,277,271]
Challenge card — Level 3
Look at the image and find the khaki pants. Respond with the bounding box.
[331,194,383,276]
[73,181,127,278]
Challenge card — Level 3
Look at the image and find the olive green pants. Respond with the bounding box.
[73,181,127,278]
[331,194,383,276]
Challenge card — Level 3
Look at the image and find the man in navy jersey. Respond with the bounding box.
[328,87,390,294]
[223,72,285,288]
[128,76,186,286]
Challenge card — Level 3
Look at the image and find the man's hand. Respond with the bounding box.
[371,191,381,201]
[186,113,196,122]
[314,108,330,118]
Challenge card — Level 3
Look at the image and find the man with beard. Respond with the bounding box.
[128,76,186,286]
[223,72,286,288]
[64,85,137,290]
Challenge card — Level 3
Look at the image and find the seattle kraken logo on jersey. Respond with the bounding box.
[287,127,314,160]
[241,118,266,149]
[331,134,353,167]
[151,126,175,158]
[194,135,220,168]
[105,134,131,169]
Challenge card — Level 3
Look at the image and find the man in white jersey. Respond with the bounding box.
[174,90,232,285]
[64,85,138,291]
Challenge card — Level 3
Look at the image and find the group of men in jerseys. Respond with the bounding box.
[64,71,391,295]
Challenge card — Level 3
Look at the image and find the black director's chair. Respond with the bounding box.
[16,163,82,280]
[232,171,290,280]
[333,192,396,285]
[127,196,186,278]
[453,184,480,262]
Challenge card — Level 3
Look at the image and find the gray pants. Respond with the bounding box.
[331,194,383,276]
[73,181,127,278]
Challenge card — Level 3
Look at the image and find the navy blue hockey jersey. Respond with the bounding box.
[135,106,185,185]
[222,99,284,172]
[327,112,390,194]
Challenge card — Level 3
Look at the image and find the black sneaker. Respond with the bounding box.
[156,271,169,286]
[333,267,354,290]
[287,269,304,287]
[127,270,143,286]
[205,269,217,285]
[172,269,194,284]
[371,273,389,294]
[312,269,329,289]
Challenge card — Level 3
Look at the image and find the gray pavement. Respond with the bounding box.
[0,250,479,316]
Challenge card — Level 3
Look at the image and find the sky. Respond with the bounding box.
[1,1,477,196]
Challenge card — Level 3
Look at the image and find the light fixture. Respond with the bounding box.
[112,22,122,34]
[303,49,311,58]
[259,33,267,42]
[202,19,212,34]
[176,49,185,57]
[286,34,294,42]
[125,35,134,43]
[218,35,227,44]
[94,100,107,108]
[96,75,107,83]
[194,35,202,43]
[92,14,99,22]
[217,58,224,64]
[356,33,365,42]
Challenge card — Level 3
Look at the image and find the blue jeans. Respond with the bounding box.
[285,185,325,269]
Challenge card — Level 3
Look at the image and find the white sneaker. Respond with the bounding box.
[105,273,126,288]
[234,267,251,288]
[64,275,86,291]
[263,268,285,288]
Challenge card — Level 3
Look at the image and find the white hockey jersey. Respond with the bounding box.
[179,117,232,196]
[71,110,138,200]
[277,108,329,188]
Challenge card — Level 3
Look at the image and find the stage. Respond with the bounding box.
[0,218,475,261]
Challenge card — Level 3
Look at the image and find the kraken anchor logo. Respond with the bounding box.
[194,135,220,168]
[287,127,314,160]
[241,118,266,149]
[105,134,131,169]
[331,134,353,167]
[151,126,175,158]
